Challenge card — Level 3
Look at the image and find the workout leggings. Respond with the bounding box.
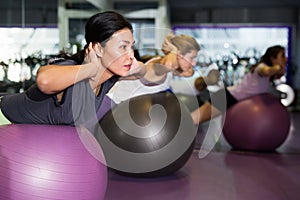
[208,88,238,113]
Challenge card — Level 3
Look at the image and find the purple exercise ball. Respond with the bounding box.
[0,124,107,200]
[222,93,291,151]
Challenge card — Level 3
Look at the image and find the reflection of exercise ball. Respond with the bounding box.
[0,124,107,200]
[223,93,290,151]
[97,92,196,178]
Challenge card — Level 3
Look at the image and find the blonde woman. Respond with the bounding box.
[107,34,201,105]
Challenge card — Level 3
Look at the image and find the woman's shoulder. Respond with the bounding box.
[253,62,269,73]
[48,51,82,65]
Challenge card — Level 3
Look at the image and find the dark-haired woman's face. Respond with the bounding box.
[101,28,136,76]
[272,49,287,68]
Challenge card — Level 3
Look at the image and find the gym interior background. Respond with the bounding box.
[1,1,300,200]
[0,0,300,108]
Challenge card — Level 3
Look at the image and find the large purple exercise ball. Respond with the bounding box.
[0,124,107,200]
[222,93,290,151]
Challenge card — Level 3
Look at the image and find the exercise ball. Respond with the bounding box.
[0,124,107,200]
[96,92,196,178]
[222,93,290,151]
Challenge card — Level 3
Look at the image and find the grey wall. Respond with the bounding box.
[0,0,299,90]
[0,0,57,27]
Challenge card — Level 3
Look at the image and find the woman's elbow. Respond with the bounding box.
[36,71,53,94]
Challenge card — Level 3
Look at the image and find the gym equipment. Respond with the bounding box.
[97,92,196,178]
[0,124,107,200]
[222,93,290,151]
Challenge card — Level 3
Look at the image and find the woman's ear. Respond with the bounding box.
[93,42,103,58]
[177,50,184,60]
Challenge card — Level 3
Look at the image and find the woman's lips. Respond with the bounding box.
[124,64,132,70]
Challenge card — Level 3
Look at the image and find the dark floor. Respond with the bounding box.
[104,111,300,200]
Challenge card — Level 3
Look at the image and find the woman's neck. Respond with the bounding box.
[90,68,113,95]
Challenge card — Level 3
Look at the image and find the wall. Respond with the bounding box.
[0,0,299,90]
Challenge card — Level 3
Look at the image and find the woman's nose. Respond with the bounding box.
[128,49,134,59]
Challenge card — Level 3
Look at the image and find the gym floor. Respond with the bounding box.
[104,110,300,200]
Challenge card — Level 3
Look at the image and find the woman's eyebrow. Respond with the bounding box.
[119,40,135,45]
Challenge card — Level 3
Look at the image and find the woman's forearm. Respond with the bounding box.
[258,64,283,77]
[36,63,96,94]
[151,63,172,76]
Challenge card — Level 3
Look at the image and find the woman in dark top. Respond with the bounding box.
[0,11,146,133]
[0,11,178,134]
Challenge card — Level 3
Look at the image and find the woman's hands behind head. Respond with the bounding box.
[84,43,102,79]
[271,64,286,80]
[161,33,179,70]
[258,63,285,79]
[161,33,177,55]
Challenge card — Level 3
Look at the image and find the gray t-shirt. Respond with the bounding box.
[1,59,119,133]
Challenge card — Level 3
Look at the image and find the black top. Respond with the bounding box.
[1,59,119,133]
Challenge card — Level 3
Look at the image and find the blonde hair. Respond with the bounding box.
[170,34,200,55]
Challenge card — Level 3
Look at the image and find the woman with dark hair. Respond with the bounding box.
[0,11,176,132]
[191,45,287,124]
